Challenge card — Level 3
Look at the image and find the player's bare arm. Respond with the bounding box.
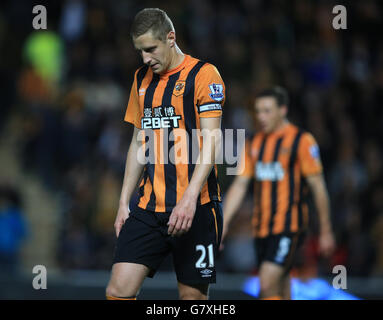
[305,173,336,257]
[167,117,222,237]
[222,175,251,243]
[114,126,145,237]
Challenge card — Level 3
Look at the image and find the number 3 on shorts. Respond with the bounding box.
[195,244,214,268]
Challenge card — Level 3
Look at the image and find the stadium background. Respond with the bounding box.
[0,0,382,299]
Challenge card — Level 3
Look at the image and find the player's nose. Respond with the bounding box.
[257,111,268,121]
[257,114,265,122]
[142,52,152,65]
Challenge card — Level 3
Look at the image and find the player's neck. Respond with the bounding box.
[168,44,185,71]
[271,119,289,135]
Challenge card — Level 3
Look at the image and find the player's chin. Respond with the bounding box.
[261,126,270,133]
[263,125,275,133]
[151,64,163,74]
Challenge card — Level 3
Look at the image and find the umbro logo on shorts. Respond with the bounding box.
[200,269,213,277]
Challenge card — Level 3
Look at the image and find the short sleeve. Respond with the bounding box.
[298,132,323,177]
[239,138,254,177]
[195,64,225,118]
[124,70,141,128]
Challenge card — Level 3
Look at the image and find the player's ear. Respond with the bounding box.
[167,31,176,47]
[280,105,288,117]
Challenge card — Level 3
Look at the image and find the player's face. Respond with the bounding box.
[133,30,173,74]
[254,97,286,133]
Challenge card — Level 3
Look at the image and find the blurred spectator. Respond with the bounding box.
[23,30,64,86]
[371,210,383,276]
[0,184,28,273]
[59,85,90,173]
[59,0,86,43]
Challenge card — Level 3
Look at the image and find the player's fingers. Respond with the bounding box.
[172,217,184,236]
[167,214,177,235]
[115,224,122,238]
[178,218,190,236]
[186,218,192,231]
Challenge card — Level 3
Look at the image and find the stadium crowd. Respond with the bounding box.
[0,0,382,278]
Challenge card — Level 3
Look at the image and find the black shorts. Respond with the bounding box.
[254,232,306,271]
[113,201,223,285]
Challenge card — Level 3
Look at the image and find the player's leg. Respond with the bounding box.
[258,261,285,299]
[255,237,283,299]
[107,207,171,299]
[281,273,291,300]
[172,201,223,300]
[279,232,306,300]
[106,262,149,299]
[257,233,304,299]
[177,282,209,300]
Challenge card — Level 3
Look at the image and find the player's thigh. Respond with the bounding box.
[113,208,171,278]
[107,262,150,296]
[257,233,304,291]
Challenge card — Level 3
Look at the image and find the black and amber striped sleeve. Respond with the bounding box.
[194,64,225,118]
[124,66,148,128]
[297,132,323,177]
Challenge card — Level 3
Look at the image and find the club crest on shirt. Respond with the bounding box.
[173,80,185,97]
[208,83,224,102]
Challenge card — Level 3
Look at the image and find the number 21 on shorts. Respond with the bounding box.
[195,244,214,268]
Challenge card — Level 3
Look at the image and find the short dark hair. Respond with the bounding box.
[130,8,175,41]
[256,86,289,107]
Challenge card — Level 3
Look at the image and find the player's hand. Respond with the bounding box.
[114,204,130,238]
[167,196,196,237]
[318,229,336,258]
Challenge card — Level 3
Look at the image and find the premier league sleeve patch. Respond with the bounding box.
[309,144,320,159]
[208,83,224,102]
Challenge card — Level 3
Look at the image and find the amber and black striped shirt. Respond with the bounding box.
[124,55,225,212]
[240,123,323,238]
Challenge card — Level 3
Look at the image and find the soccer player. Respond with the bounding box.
[222,86,335,300]
[105,8,225,300]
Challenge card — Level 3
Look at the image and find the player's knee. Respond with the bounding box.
[178,284,208,300]
[105,283,119,298]
[106,282,137,299]
[259,275,280,296]
[179,291,207,300]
